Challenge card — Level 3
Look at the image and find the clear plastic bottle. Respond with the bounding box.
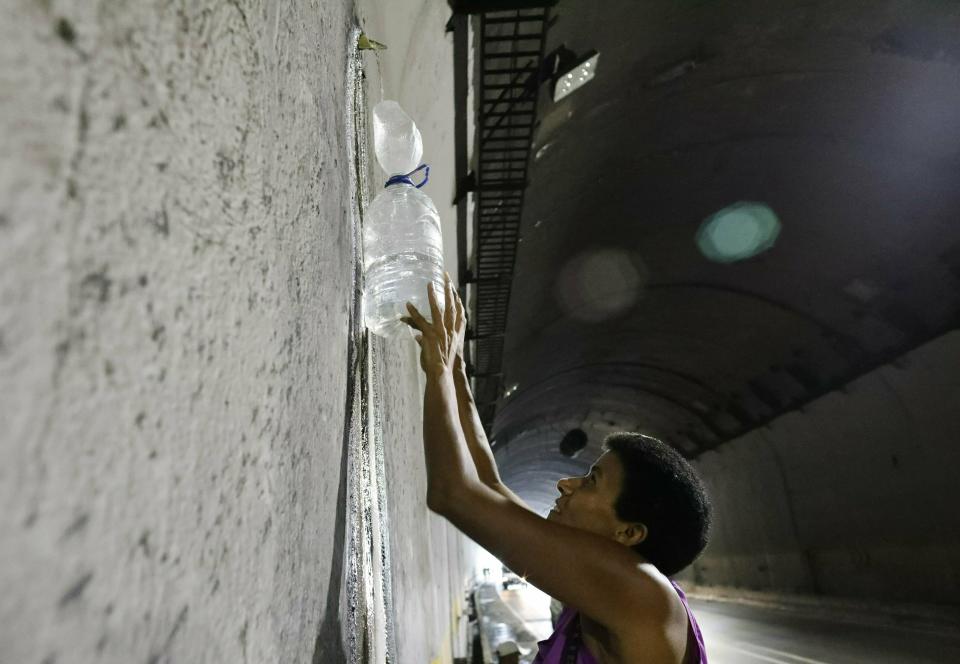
[362,183,444,339]
[363,101,445,339]
[373,100,423,176]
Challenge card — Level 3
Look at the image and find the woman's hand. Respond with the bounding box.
[401,271,465,378]
[453,283,467,366]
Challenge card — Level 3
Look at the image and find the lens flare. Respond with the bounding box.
[696,201,781,263]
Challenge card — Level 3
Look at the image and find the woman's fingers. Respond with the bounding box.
[408,273,461,343]
[401,316,423,343]
[427,282,444,331]
[443,272,455,333]
[404,302,430,332]
[454,284,465,330]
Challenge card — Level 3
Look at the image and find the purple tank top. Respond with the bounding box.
[531,581,708,663]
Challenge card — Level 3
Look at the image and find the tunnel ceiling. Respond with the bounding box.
[475,1,960,498]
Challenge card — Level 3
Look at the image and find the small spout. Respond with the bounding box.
[358,33,387,51]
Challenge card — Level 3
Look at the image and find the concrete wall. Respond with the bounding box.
[355,1,482,660]
[355,0,461,279]
[1,1,477,662]
[370,336,479,664]
[689,330,960,605]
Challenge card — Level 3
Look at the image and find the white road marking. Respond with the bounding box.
[713,641,834,664]
[749,643,833,664]
[715,643,794,663]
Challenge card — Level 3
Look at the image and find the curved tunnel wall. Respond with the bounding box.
[498,331,959,606]
[688,330,960,605]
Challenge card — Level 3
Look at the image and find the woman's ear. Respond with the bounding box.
[616,522,648,547]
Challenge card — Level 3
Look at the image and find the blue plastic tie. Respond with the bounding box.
[385,163,430,189]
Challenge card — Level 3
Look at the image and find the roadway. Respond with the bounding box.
[689,597,960,664]
[479,582,960,663]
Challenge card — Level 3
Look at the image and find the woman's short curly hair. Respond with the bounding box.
[603,432,712,576]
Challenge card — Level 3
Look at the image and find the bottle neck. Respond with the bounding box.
[384,164,429,189]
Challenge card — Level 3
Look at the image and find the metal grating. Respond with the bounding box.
[466,8,551,434]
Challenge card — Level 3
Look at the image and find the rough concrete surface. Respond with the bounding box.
[371,335,479,664]
[0,1,382,662]
[1,0,482,662]
[356,2,481,662]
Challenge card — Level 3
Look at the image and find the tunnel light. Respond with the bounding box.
[534,142,553,162]
[696,202,781,263]
[504,382,519,397]
[553,52,599,102]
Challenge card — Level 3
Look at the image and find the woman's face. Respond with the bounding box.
[548,451,628,539]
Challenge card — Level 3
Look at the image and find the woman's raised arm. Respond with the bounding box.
[403,274,670,634]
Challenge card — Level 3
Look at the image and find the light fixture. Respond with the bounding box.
[534,141,553,161]
[553,51,599,102]
[696,202,781,263]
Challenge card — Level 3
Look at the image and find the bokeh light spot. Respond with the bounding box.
[554,248,648,322]
[696,202,781,263]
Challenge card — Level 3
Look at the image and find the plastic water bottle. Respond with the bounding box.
[372,100,423,176]
[363,101,445,339]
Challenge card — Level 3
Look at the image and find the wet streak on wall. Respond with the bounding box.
[355,1,484,661]
[313,27,370,664]
[369,335,480,664]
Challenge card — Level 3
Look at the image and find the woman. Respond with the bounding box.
[401,273,711,664]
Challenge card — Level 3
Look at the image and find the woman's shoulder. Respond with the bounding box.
[601,564,693,660]
[628,561,686,619]
[581,556,683,627]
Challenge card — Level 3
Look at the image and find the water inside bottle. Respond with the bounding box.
[364,251,445,339]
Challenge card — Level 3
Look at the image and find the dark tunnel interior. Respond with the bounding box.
[2,1,958,663]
